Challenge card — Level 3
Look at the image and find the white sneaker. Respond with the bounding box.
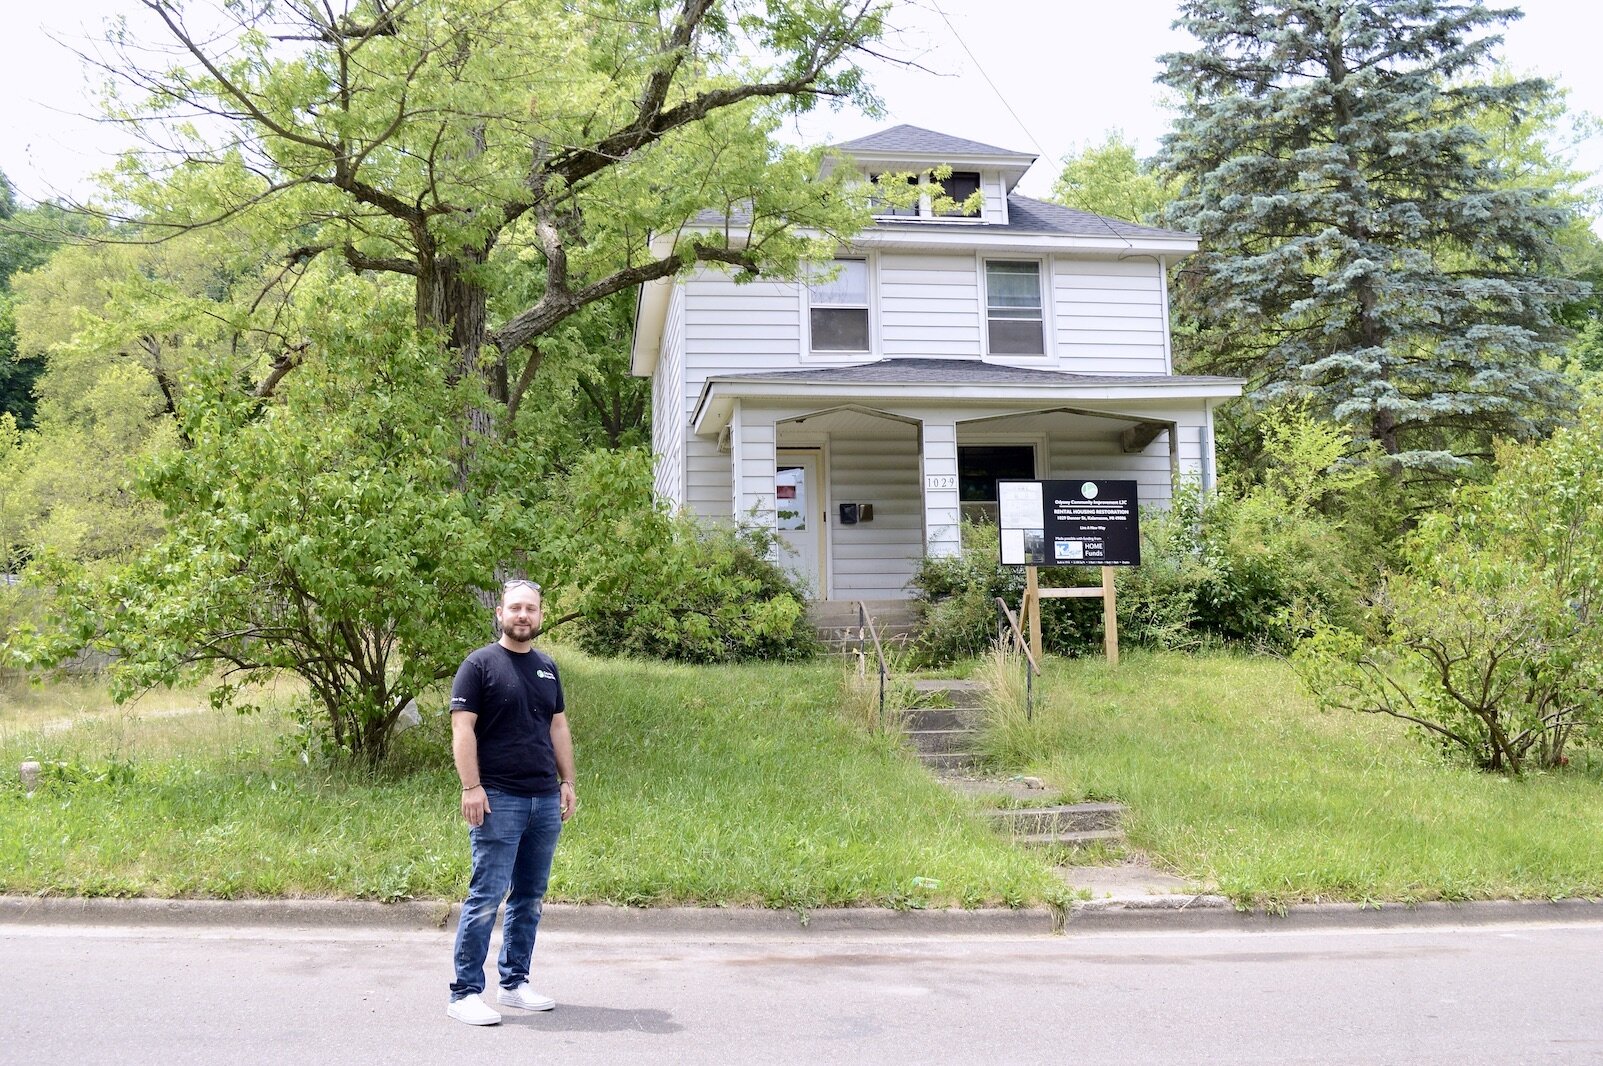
[497,985,556,1011]
[447,994,502,1026]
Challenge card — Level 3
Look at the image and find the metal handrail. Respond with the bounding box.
[994,596,1040,720]
[856,600,889,732]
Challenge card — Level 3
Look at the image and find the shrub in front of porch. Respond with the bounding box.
[909,521,1104,664]
[574,518,820,664]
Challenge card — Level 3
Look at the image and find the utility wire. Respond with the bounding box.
[926,0,1135,249]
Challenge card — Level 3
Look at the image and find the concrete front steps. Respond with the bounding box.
[808,599,922,653]
[897,677,1129,855]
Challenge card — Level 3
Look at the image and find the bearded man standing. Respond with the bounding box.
[446,578,578,1026]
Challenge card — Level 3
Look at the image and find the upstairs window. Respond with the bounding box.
[809,258,870,352]
[937,171,981,216]
[867,171,984,219]
[985,260,1045,355]
[869,173,920,217]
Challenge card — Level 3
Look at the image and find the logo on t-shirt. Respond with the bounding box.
[537,670,556,680]
[450,695,468,707]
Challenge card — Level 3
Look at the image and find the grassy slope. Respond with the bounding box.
[991,651,1603,907]
[0,655,1056,908]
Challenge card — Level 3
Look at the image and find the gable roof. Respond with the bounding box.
[834,124,1033,160]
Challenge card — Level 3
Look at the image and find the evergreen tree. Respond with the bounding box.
[1157,0,1586,472]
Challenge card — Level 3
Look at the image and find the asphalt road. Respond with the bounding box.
[4,918,1602,1065]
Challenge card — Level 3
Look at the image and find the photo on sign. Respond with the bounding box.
[1054,538,1084,562]
[1000,527,1048,566]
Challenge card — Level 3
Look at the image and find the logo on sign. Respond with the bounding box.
[1082,482,1099,499]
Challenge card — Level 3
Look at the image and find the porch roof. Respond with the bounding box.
[692,357,1244,435]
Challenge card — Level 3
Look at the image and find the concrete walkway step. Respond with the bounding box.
[917,750,980,771]
[979,802,1126,836]
[900,706,979,732]
[905,728,978,755]
[1010,828,1126,849]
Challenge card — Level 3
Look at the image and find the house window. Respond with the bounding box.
[957,444,1036,523]
[869,173,920,217]
[986,260,1045,355]
[809,258,870,352]
[937,171,981,217]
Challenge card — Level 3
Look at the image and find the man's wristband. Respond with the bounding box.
[559,779,574,788]
[462,784,480,792]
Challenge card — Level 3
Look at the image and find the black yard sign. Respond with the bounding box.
[996,479,1141,567]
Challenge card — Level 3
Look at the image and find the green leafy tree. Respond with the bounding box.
[1296,395,1603,774]
[1157,0,1585,473]
[91,0,886,458]
[1049,130,1176,225]
[11,281,510,763]
[0,173,88,429]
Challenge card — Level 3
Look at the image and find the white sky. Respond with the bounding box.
[1,0,1598,208]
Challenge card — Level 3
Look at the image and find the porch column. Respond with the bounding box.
[920,418,961,557]
[729,400,777,530]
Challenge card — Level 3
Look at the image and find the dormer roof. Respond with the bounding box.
[834,124,1034,161]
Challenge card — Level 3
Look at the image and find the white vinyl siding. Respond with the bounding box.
[1051,259,1170,374]
[879,254,982,357]
[827,430,924,599]
[650,286,687,506]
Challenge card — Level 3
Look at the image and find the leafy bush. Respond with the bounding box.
[1296,397,1603,774]
[909,521,1103,664]
[1119,406,1371,650]
[910,408,1370,665]
[573,517,819,663]
[552,449,818,664]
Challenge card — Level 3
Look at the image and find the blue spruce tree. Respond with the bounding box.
[1157,0,1585,472]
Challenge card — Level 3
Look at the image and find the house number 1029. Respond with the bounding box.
[925,475,957,490]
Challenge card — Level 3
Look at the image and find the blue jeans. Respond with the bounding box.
[450,788,562,1000]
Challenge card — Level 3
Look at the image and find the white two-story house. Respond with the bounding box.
[631,124,1242,601]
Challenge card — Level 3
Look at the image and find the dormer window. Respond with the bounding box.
[937,171,981,217]
[867,170,983,220]
[869,173,919,217]
[809,258,871,352]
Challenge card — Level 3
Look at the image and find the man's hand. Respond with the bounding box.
[461,784,490,827]
[559,780,577,822]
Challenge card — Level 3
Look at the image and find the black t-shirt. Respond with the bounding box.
[450,643,565,797]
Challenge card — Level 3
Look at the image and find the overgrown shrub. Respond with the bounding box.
[573,516,819,664]
[909,522,1103,665]
[910,407,1370,665]
[1296,397,1603,774]
[1119,406,1371,650]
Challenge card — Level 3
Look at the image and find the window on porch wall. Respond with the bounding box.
[957,444,1036,525]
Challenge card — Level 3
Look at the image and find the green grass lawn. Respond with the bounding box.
[0,655,1057,909]
[7,649,1603,909]
[985,651,1603,908]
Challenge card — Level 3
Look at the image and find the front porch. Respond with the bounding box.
[690,360,1239,599]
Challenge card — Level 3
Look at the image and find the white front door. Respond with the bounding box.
[775,450,825,597]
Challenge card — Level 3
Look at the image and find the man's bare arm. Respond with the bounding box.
[452,711,490,826]
[551,712,577,821]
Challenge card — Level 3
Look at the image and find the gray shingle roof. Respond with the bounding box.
[709,357,1239,388]
[689,194,1194,242]
[910,195,1195,240]
[834,124,1032,159]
